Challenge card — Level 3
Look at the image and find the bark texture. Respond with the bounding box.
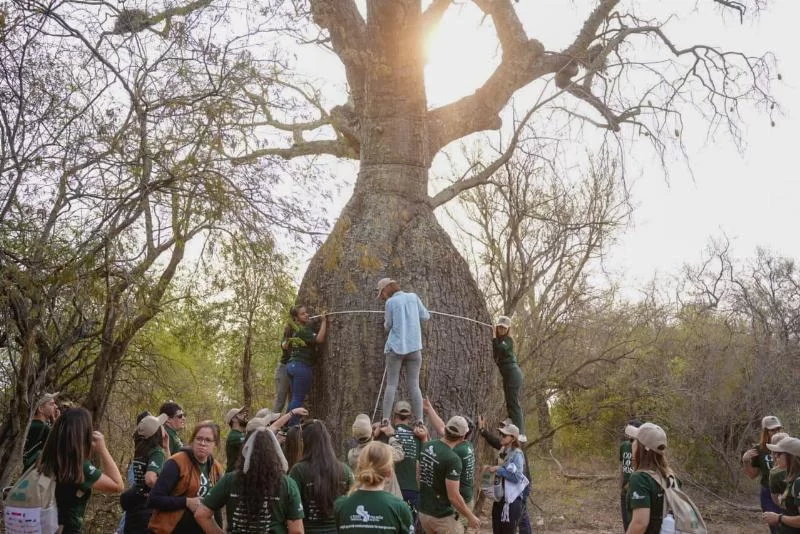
[298,0,493,451]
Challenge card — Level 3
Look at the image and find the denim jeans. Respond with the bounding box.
[287,360,313,426]
[760,485,781,534]
[382,350,423,422]
[272,362,291,413]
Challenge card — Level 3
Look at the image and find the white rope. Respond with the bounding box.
[310,309,492,328]
[372,367,387,422]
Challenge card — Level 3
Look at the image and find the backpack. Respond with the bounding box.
[2,465,58,534]
[643,470,707,534]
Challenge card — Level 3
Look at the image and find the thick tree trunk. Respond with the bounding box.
[298,0,493,452]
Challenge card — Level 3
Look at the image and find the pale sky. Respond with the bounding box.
[293,1,800,296]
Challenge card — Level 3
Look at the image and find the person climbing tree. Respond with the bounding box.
[492,316,525,438]
[376,278,430,423]
[284,304,327,426]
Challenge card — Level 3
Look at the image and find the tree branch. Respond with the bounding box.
[228,139,357,164]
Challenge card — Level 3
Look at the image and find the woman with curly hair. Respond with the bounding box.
[195,428,304,533]
[289,420,354,534]
[335,441,413,533]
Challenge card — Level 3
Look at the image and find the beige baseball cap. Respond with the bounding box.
[498,424,520,439]
[495,316,512,328]
[393,401,412,415]
[628,422,667,454]
[446,416,469,437]
[352,414,373,441]
[762,416,782,430]
[245,417,268,433]
[376,278,396,298]
[137,414,168,439]
[224,407,246,425]
[36,392,59,407]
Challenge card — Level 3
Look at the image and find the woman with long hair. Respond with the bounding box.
[289,420,354,533]
[335,441,413,533]
[769,432,790,509]
[284,425,304,471]
[38,407,125,533]
[484,423,528,534]
[625,422,676,534]
[745,416,785,533]
[148,421,224,533]
[763,436,800,532]
[492,316,525,438]
[195,428,304,534]
[284,305,327,426]
[123,413,170,533]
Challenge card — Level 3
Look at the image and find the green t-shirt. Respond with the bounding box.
[56,459,102,534]
[226,429,246,472]
[751,445,775,488]
[22,419,50,471]
[203,472,304,534]
[779,477,800,534]
[418,440,462,518]
[132,446,166,491]
[289,460,354,533]
[620,441,634,487]
[770,467,787,497]
[393,424,421,492]
[453,441,475,503]
[492,336,517,367]
[287,326,318,365]
[626,471,666,534]
[335,489,413,533]
[165,425,183,455]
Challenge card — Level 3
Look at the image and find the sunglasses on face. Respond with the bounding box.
[174,413,186,419]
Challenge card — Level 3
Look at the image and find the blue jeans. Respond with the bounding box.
[402,489,420,532]
[760,485,781,534]
[287,361,313,426]
[518,502,532,534]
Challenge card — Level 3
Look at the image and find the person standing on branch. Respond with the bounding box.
[492,316,525,438]
[284,304,328,426]
[744,416,785,534]
[22,392,59,471]
[376,278,430,424]
[274,323,294,413]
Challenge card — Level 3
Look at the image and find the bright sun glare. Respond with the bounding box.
[423,9,497,108]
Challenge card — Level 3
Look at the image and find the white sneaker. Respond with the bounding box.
[519,434,528,443]
[501,418,513,427]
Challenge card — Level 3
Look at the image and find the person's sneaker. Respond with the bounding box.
[501,418,513,427]
[519,434,528,443]
[381,418,390,428]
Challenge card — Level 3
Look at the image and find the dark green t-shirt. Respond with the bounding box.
[394,424,421,492]
[22,419,51,471]
[289,460,354,533]
[132,446,166,491]
[620,441,634,487]
[335,489,413,533]
[751,445,775,488]
[770,467,787,497]
[226,429,245,473]
[492,336,517,367]
[287,326,318,365]
[166,425,184,455]
[56,459,103,534]
[418,440,462,518]
[779,477,800,534]
[203,472,304,534]
[453,441,475,503]
[626,471,665,534]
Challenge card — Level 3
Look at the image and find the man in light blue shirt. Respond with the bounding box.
[376,277,430,423]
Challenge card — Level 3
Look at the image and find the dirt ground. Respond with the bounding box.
[469,457,767,534]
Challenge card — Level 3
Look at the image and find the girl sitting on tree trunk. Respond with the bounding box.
[492,316,525,439]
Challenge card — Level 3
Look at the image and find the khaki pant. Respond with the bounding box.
[419,512,465,534]
[457,500,474,530]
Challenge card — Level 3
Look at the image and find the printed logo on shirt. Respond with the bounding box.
[631,491,645,500]
[198,472,210,497]
[450,470,459,477]
[426,445,435,457]
[350,505,384,523]
[149,461,159,469]
[87,465,96,475]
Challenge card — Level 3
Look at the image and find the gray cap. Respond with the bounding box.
[496,316,511,328]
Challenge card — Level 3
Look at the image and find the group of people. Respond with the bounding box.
[17,392,530,534]
[617,415,800,534]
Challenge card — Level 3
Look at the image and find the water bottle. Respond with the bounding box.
[660,513,676,534]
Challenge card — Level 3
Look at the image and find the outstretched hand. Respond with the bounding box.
[477,415,485,430]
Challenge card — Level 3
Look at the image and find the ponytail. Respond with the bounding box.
[352,442,393,492]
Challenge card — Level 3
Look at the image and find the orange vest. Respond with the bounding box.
[148,450,223,534]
